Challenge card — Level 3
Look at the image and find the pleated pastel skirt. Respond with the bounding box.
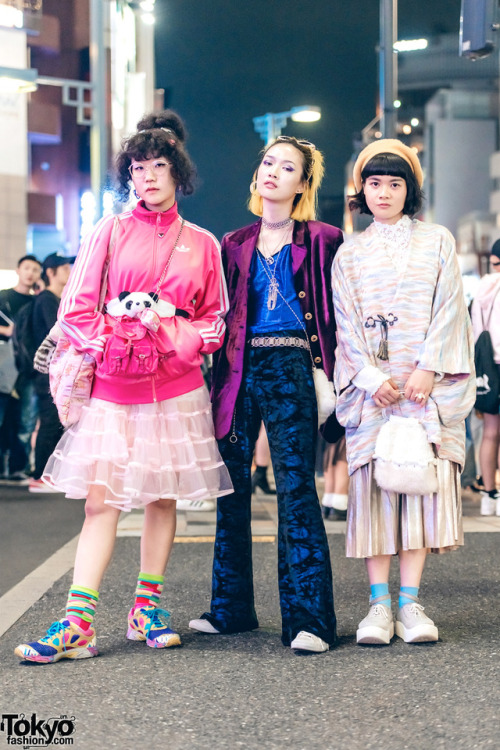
[43,385,233,512]
[346,459,463,558]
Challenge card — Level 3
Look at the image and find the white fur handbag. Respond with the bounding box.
[373,415,438,496]
[313,367,336,426]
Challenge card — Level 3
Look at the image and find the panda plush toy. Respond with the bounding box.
[106,291,176,319]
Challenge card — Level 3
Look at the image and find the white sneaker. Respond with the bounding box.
[356,604,394,645]
[496,496,500,517]
[188,618,220,634]
[395,602,438,643]
[290,631,329,652]
[480,491,497,516]
[176,498,216,512]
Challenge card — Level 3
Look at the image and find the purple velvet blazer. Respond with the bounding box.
[211,218,343,440]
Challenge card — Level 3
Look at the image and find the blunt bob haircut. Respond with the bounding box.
[116,110,196,202]
[348,153,424,217]
[248,137,325,222]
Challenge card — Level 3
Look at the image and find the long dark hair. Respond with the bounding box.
[116,110,196,202]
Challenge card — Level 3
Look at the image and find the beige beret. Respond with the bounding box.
[352,138,424,192]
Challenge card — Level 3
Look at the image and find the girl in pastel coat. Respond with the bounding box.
[15,110,232,664]
[333,139,475,645]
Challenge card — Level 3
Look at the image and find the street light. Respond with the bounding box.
[0,65,37,92]
[253,105,321,144]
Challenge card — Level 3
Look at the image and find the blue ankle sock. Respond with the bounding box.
[399,586,419,608]
[370,583,391,608]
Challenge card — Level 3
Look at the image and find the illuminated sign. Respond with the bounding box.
[0,1,42,34]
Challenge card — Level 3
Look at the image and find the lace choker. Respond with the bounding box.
[261,217,293,230]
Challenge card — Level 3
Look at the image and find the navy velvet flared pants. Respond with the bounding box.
[203,343,337,646]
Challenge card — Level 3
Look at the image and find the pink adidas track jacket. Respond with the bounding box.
[58,201,229,404]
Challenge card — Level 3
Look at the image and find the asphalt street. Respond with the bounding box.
[0,485,85,596]
[0,486,498,750]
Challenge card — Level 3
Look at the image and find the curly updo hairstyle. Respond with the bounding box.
[116,110,196,202]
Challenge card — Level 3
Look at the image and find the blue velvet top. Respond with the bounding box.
[247,245,305,335]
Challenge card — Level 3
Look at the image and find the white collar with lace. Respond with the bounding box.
[373,214,414,272]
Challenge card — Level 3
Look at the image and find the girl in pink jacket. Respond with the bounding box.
[15,110,232,664]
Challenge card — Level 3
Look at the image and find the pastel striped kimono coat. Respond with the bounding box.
[332,219,475,477]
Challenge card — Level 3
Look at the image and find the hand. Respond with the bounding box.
[373,378,400,408]
[33,336,57,374]
[0,324,14,337]
[404,368,434,403]
[139,309,161,332]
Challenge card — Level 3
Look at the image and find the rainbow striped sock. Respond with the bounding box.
[133,572,164,611]
[66,585,99,631]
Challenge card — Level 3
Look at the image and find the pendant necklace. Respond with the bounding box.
[258,223,292,310]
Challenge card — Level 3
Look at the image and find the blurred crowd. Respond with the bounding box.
[0,252,73,493]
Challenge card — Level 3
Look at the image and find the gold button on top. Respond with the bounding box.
[314,356,322,364]
[298,291,306,298]
[305,312,313,320]
[310,334,318,342]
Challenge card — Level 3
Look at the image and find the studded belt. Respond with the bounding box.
[248,335,309,350]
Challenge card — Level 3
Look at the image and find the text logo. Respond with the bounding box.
[0,713,75,747]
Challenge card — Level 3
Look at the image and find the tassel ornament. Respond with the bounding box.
[377,337,389,361]
[364,313,398,362]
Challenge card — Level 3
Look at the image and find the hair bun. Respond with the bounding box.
[136,109,187,144]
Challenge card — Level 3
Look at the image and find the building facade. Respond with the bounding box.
[0,0,158,278]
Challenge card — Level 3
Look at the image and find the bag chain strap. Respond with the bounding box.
[152,219,185,300]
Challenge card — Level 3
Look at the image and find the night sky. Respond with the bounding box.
[154,0,462,239]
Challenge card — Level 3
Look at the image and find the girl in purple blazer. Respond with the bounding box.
[189,135,343,652]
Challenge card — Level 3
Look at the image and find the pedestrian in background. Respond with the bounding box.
[0,255,41,483]
[321,435,348,520]
[190,135,343,653]
[333,139,475,645]
[471,238,500,516]
[28,253,74,493]
[15,109,232,664]
[251,424,276,495]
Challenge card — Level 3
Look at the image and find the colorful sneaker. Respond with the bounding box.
[14,619,97,663]
[356,603,394,645]
[126,606,181,648]
[395,602,439,643]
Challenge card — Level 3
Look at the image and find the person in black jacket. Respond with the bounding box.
[28,253,73,493]
[0,255,41,482]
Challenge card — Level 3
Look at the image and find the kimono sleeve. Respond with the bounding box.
[416,228,474,376]
[332,247,375,392]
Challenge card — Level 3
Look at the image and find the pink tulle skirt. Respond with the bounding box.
[43,386,234,512]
